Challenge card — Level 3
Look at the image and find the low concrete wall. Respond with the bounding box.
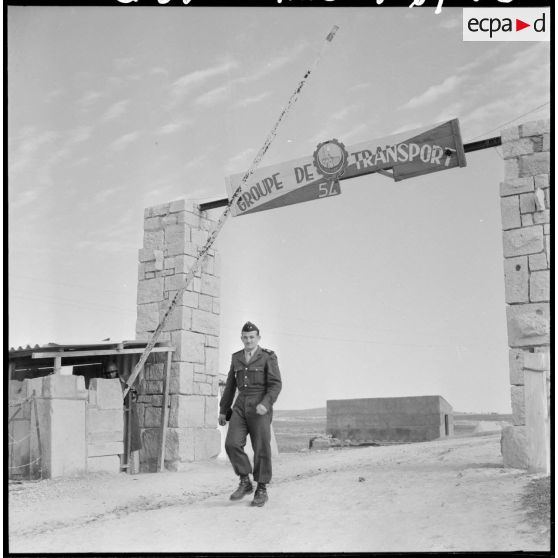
[327,396,453,443]
[8,375,125,479]
[25,374,88,478]
[87,378,124,474]
[8,380,35,479]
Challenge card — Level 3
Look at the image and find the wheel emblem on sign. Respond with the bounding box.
[313,138,349,179]
[312,138,348,199]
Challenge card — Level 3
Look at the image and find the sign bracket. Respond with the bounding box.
[375,168,394,179]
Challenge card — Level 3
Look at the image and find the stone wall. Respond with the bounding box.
[499,119,550,470]
[136,199,221,471]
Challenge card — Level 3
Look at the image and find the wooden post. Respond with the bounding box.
[53,356,62,374]
[32,391,43,479]
[524,368,550,474]
[126,395,132,474]
[157,350,173,472]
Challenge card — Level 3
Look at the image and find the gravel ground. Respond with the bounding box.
[8,433,550,553]
[520,476,551,540]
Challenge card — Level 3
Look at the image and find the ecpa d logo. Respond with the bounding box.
[463,8,550,42]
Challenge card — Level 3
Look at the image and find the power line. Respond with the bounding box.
[466,102,550,142]
[10,292,136,316]
[221,305,441,339]
[220,324,505,352]
[8,273,132,295]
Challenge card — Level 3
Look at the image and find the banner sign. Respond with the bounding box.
[225,119,466,217]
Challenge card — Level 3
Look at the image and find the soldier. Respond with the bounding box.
[218,321,282,507]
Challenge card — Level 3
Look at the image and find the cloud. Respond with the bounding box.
[462,96,549,141]
[102,100,130,122]
[308,127,331,145]
[170,59,238,101]
[150,67,169,77]
[439,18,460,29]
[77,90,103,109]
[235,42,308,85]
[453,43,550,140]
[389,122,424,135]
[431,45,548,137]
[44,89,63,103]
[9,128,60,174]
[75,208,137,253]
[109,131,140,152]
[306,104,369,146]
[194,85,229,107]
[107,76,125,88]
[166,44,304,109]
[401,75,462,110]
[93,187,119,205]
[348,82,372,93]
[155,118,193,135]
[490,43,549,82]
[9,188,40,210]
[113,57,137,73]
[338,123,370,143]
[9,123,95,196]
[76,238,138,254]
[70,156,90,168]
[67,125,93,146]
[331,105,359,121]
[455,46,503,76]
[182,155,208,173]
[234,91,271,109]
[225,148,255,173]
[434,101,464,124]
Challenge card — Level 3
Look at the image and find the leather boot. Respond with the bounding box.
[251,483,268,507]
[229,475,253,501]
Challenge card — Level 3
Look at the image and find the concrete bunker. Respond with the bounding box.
[326,395,453,444]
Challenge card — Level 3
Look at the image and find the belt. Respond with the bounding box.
[237,387,266,396]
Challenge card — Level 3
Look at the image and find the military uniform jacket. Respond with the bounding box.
[219,346,282,415]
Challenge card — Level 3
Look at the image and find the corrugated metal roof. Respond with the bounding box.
[9,339,170,355]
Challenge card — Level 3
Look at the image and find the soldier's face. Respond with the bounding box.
[241,331,260,350]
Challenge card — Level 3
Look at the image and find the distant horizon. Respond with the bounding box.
[273,405,513,416]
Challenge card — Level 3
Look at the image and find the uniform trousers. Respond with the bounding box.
[225,392,273,484]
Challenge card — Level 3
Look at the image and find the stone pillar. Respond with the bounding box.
[136,199,221,471]
[26,374,88,478]
[499,119,550,469]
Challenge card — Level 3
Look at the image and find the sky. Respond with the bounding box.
[8,5,550,413]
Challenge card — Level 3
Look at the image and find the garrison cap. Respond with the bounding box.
[241,321,260,334]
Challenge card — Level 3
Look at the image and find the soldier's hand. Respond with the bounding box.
[218,414,227,426]
[256,404,268,415]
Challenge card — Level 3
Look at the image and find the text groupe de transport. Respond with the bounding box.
[236,141,454,212]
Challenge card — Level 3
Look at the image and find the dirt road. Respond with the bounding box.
[8,433,549,553]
